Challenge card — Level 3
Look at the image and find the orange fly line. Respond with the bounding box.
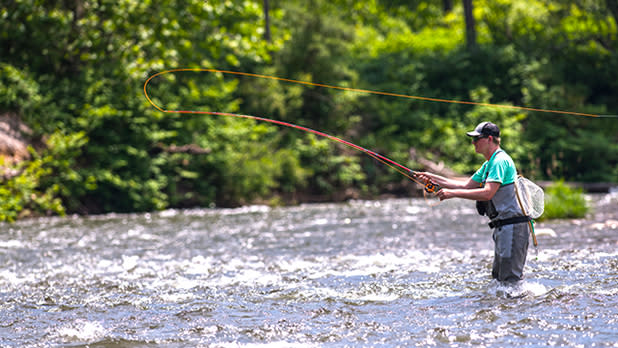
[144,68,615,118]
[143,68,616,198]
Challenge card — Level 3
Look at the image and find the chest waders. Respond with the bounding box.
[476,151,531,282]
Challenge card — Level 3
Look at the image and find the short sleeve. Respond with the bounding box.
[486,153,516,185]
[471,161,489,184]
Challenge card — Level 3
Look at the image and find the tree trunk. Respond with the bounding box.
[443,0,453,13]
[462,0,477,49]
[263,0,271,43]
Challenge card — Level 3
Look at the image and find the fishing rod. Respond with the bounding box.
[144,66,616,198]
[143,72,441,196]
[147,110,439,195]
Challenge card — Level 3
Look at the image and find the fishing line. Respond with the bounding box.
[144,68,618,118]
[147,109,428,189]
[143,67,615,199]
[143,69,443,196]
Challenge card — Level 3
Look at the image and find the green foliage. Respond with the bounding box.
[295,135,366,195]
[270,0,359,132]
[0,155,61,222]
[0,132,87,222]
[0,0,616,220]
[0,64,40,114]
[541,180,589,220]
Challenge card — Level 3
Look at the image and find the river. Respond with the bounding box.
[1,193,617,347]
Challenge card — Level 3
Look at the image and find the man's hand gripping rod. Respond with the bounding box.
[410,171,442,194]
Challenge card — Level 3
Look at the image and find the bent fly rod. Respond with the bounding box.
[143,69,442,196]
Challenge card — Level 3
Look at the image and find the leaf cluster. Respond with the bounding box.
[0,0,616,220]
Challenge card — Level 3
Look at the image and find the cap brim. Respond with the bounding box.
[466,131,481,137]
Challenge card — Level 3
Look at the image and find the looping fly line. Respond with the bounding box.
[143,68,449,198]
[143,68,615,200]
[145,68,617,118]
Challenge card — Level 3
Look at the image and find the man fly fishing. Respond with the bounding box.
[414,122,530,283]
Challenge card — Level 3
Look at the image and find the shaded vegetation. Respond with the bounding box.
[1,0,617,221]
[541,180,589,220]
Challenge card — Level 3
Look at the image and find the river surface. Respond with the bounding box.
[1,193,617,347]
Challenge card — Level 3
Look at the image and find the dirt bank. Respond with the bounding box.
[0,113,30,162]
[0,113,31,179]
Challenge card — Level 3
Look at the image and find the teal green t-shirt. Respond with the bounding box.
[471,149,517,186]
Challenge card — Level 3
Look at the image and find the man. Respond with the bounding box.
[414,121,530,283]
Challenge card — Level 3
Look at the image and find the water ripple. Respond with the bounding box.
[1,196,617,347]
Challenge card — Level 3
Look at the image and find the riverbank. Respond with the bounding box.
[0,113,30,166]
[538,181,617,193]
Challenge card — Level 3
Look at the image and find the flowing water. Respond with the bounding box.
[1,193,617,347]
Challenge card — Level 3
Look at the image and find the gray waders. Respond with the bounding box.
[492,222,529,282]
[478,182,531,282]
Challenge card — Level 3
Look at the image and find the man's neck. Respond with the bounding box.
[484,146,501,161]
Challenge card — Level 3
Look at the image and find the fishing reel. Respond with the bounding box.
[409,170,441,195]
[421,180,442,207]
[424,181,441,194]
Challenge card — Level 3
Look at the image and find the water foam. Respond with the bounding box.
[489,280,548,298]
[54,320,108,343]
[0,240,24,248]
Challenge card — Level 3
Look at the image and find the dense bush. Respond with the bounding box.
[1,0,616,221]
[541,180,589,220]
